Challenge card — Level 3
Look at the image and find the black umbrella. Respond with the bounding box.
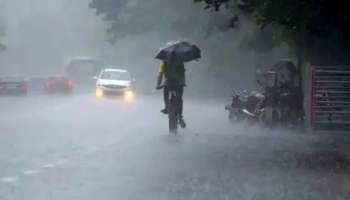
[155,41,201,63]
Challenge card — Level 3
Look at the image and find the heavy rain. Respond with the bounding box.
[1,0,350,199]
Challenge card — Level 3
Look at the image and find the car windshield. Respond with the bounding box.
[101,71,131,81]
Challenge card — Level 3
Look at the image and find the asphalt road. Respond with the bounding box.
[0,92,350,200]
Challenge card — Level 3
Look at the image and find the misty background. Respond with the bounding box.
[2,2,350,200]
[0,0,292,96]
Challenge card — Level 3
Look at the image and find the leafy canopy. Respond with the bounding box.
[89,0,208,42]
[194,0,350,40]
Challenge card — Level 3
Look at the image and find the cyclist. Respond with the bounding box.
[156,53,186,128]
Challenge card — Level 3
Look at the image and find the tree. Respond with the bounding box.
[0,18,6,52]
[89,0,209,43]
[195,0,350,37]
[194,0,350,65]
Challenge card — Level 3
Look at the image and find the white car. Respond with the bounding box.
[94,68,135,101]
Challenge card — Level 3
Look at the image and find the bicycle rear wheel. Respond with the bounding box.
[168,95,178,134]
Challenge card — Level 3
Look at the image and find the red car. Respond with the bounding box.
[44,75,74,93]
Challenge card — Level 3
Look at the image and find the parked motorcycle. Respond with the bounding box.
[225,90,264,125]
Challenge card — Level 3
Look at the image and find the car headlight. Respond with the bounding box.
[95,88,104,98]
[124,90,135,102]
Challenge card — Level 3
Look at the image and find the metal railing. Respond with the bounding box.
[311,66,350,131]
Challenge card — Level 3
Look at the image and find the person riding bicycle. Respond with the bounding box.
[156,53,186,128]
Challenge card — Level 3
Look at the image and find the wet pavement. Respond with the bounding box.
[0,93,350,200]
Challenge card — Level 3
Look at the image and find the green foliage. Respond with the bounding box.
[195,0,350,40]
[195,0,350,63]
[89,0,208,43]
[0,19,6,52]
[193,0,231,11]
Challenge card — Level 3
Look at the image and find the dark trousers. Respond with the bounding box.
[163,86,184,116]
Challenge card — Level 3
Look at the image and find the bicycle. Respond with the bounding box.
[158,85,181,134]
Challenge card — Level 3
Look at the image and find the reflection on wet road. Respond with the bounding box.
[0,93,350,200]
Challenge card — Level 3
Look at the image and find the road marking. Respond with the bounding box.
[23,170,40,176]
[42,163,56,169]
[2,176,19,183]
[0,138,118,185]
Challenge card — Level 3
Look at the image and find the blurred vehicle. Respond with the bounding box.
[28,77,46,92]
[66,57,103,85]
[44,75,74,93]
[0,77,28,95]
[94,68,135,101]
[225,90,264,125]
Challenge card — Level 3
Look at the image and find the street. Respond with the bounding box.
[0,93,350,200]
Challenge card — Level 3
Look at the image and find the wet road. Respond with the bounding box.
[1,93,350,200]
